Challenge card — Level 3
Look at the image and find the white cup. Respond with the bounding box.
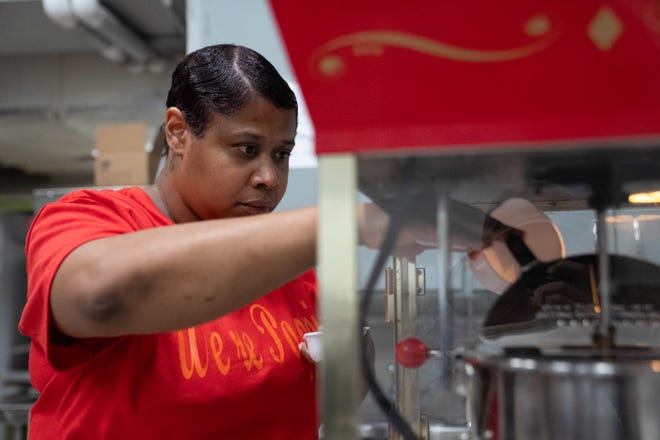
[303,331,322,362]
[303,327,370,363]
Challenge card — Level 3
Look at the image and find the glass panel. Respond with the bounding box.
[354,144,660,439]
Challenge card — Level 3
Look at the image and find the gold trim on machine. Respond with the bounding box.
[309,14,561,78]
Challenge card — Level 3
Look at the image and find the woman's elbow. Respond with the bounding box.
[51,253,128,337]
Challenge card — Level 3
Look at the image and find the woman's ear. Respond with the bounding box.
[164,107,189,158]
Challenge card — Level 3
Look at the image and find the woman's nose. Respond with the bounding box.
[251,161,279,189]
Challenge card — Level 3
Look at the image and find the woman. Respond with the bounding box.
[18,44,432,439]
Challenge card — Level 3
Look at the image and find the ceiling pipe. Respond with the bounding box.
[42,0,76,28]
[70,0,161,64]
[42,0,163,69]
[42,0,127,63]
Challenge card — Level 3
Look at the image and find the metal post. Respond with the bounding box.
[595,208,612,342]
[435,189,453,385]
[317,154,360,439]
[390,257,421,439]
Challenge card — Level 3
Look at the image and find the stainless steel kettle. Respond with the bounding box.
[463,254,660,440]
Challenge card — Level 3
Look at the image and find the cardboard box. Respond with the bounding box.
[94,123,162,186]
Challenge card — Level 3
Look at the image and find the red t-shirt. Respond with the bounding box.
[19,187,319,440]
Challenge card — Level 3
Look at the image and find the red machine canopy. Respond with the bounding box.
[268,0,660,154]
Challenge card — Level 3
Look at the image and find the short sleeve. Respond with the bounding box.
[18,190,166,371]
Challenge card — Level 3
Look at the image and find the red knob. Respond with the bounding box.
[395,337,428,368]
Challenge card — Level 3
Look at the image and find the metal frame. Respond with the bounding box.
[317,154,360,439]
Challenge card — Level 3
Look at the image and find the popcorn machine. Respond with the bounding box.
[269,1,660,439]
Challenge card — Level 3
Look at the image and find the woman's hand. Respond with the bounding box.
[357,202,521,258]
[357,203,438,257]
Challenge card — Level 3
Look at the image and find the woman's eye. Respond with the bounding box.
[275,150,292,161]
[238,144,258,156]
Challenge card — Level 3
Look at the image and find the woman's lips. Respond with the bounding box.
[238,201,274,215]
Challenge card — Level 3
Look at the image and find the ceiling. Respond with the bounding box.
[0,0,186,197]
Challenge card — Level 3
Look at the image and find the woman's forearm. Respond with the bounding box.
[50,207,318,338]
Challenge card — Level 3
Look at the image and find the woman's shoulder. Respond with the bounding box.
[57,186,146,204]
[39,186,171,228]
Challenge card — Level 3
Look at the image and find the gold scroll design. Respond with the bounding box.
[310,17,561,79]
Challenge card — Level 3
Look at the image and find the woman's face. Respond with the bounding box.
[170,96,297,221]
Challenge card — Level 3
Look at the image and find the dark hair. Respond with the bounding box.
[166,44,297,138]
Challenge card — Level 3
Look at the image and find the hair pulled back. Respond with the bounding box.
[166,44,297,137]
